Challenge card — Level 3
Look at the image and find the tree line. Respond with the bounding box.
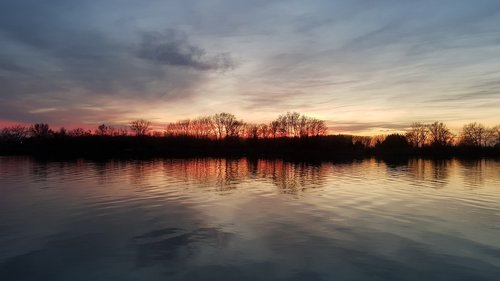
[0,112,328,140]
[404,122,500,148]
[1,113,499,149]
[164,112,327,139]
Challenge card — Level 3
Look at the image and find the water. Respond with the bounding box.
[1,157,499,281]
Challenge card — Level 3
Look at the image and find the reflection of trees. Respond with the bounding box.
[128,160,165,185]
[406,159,450,188]
[90,160,165,186]
[159,159,327,192]
[30,159,92,184]
[255,160,326,193]
[163,159,250,191]
[459,159,485,188]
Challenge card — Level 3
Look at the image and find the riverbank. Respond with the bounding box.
[1,135,499,160]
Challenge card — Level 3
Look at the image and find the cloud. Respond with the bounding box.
[137,29,235,71]
[1,0,500,129]
[0,1,239,126]
[331,121,409,134]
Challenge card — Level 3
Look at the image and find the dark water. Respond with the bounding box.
[1,157,499,281]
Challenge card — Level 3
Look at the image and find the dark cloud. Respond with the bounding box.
[0,0,238,125]
[137,29,235,71]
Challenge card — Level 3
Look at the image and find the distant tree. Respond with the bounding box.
[166,120,190,136]
[68,128,91,136]
[165,117,214,138]
[55,127,67,137]
[491,125,500,146]
[308,118,327,136]
[258,123,269,138]
[245,123,259,139]
[30,123,52,138]
[178,119,190,135]
[212,113,225,139]
[428,122,454,146]
[96,124,110,136]
[269,121,280,138]
[379,134,410,150]
[212,113,242,138]
[0,125,29,142]
[460,122,491,146]
[152,131,163,137]
[405,122,428,147]
[273,112,326,137]
[130,119,151,136]
[191,116,214,138]
[352,136,372,148]
[228,120,244,137]
[276,112,301,137]
[371,135,386,147]
[115,128,128,136]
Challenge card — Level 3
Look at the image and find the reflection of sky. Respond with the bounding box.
[1,0,500,134]
[1,158,500,279]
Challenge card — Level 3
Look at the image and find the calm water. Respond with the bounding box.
[1,157,500,281]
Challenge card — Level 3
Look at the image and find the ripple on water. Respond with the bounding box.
[0,157,500,280]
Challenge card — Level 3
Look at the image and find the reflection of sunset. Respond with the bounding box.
[2,157,500,281]
[61,158,500,195]
[1,157,498,196]
[160,159,329,192]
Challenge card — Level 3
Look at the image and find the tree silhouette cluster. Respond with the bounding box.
[405,122,500,148]
[164,112,327,139]
[1,114,499,159]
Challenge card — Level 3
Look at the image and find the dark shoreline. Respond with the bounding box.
[1,135,499,161]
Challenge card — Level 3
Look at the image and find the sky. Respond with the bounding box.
[1,0,500,134]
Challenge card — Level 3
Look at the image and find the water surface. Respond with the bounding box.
[1,157,500,280]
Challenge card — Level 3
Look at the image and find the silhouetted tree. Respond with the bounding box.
[96,124,110,136]
[269,121,280,138]
[212,113,243,138]
[406,122,428,147]
[428,122,454,146]
[114,128,128,136]
[258,123,270,138]
[0,125,29,143]
[460,122,491,146]
[228,120,244,137]
[273,112,327,137]
[30,123,52,138]
[130,119,151,136]
[378,134,410,151]
[68,128,91,136]
[55,127,67,137]
[371,135,386,147]
[166,120,191,136]
[307,118,327,136]
[245,123,259,139]
[212,114,225,139]
[152,131,163,137]
[191,116,214,138]
[352,136,372,148]
[491,125,500,146]
[276,112,301,137]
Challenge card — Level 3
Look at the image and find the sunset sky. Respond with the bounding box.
[1,0,500,134]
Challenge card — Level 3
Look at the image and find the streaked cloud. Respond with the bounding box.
[28,108,61,114]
